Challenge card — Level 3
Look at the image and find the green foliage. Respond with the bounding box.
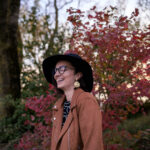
[119,113,150,135]
[0,95,16,120]
[103,129,134,150]
[0,97,30,145]
[19,0,70,98]
[16,86,57,150]
[143,101,150,113]
[104,113,150,149]
[132,129,150,150]
[21,70,49,98]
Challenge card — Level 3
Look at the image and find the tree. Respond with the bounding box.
[0,0,21,99]
[19,0,74,98]
[67,6,150,149]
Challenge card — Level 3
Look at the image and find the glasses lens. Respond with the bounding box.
[59,66,66,74]
[54,66,67,74]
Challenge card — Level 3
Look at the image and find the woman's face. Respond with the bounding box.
[54,61,77,91]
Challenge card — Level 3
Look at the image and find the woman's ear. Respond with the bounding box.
[76,72,83,80]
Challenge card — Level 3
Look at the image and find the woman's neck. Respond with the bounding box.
[64,88,74,101]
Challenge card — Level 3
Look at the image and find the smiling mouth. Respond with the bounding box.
[57,79,64,83]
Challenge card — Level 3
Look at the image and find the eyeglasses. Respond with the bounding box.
[54,65,73,75]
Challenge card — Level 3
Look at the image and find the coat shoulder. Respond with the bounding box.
[76,91,100,109]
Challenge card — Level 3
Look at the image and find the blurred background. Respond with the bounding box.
[0,0,150,149]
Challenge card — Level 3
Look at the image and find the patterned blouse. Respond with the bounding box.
[62,100,71,127]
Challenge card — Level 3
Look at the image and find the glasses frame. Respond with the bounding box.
[54,65,74,75]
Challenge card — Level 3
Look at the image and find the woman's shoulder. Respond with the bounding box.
[76,89,95,99]
[76,89,99,106]
[74,88,93,98]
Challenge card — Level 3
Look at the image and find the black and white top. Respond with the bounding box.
[62,100,71,127]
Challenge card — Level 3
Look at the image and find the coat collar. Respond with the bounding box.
[53,88,84,110]
[52,95,65,111]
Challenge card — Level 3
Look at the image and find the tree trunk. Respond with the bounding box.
[0,0,21,99]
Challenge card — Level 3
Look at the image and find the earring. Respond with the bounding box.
[74,80,80,88]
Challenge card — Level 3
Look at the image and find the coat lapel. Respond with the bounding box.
[56,88,84,145]
[52,95,65,143]
[58,111,73,140]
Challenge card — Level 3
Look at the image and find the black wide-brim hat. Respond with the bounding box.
[42,53,93,92]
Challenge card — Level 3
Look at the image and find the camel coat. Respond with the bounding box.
[51,88,104,150]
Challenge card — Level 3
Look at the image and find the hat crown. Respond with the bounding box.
[65,53,81,59]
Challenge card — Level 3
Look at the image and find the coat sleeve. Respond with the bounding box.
[77,93,104,150]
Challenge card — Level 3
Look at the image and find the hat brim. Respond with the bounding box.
[42,54,93,92]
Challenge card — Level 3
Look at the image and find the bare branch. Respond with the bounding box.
[59,0,74,10]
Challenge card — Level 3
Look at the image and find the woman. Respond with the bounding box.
[42,53,104,150]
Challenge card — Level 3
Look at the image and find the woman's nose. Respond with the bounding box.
[54,70,60,79]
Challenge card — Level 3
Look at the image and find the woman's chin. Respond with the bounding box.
[57,85,64,90]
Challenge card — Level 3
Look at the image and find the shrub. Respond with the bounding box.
[118,113,150,135]
[67,6,150,149]
[132,129,150,150]
[16,84,57,150]
[0,97,30,149]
